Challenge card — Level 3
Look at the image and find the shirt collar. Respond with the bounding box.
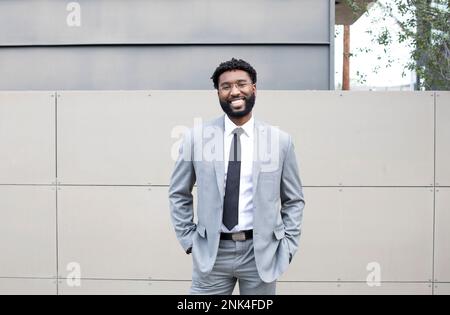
[224,114,254,138]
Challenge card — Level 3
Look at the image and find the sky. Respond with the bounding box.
[334,2,415,90]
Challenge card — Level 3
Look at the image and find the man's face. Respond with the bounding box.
[217,70,256,118]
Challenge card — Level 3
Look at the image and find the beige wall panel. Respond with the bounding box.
[434,283,450,295]
[0,278,56,295]
[435,188,450,281]
[277,282,432,295]
[255,91,434,186]
[0,91,55,184]
[58,186,193,280]
[59,279,191,295]
[0,186,56,278]
[436,92,450,186]
[282,187,433,281]
[57,91,220,185]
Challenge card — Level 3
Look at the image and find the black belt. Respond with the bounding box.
[220,230,253,241]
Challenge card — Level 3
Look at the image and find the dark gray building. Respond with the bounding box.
[0,0,353,90]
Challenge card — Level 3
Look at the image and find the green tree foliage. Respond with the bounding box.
[346,0,449,90]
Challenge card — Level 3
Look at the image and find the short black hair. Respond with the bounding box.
[210,58,257,89]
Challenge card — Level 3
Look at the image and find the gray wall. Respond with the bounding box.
[0,0,334,90]
[0,90,449,295]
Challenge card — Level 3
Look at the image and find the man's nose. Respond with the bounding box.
[230,84,241,95]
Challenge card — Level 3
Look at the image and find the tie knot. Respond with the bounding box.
[232,128,244,137]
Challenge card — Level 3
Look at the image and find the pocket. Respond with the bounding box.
[273,225,285,240]
[196,224,206,238]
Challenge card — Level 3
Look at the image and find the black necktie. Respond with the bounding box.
[223,128,244,230]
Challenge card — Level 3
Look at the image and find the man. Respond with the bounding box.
[169,58,305,295]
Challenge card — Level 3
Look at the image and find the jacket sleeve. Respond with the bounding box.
[280,136,305,260]
[168,129,197,252]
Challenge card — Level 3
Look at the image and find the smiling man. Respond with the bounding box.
[169,58,305,295]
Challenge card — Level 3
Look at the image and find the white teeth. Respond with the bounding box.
[231,99,244,105]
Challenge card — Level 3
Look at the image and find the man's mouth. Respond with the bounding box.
[230,98,245,108]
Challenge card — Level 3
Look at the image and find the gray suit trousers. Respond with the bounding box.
[190,239,276,295]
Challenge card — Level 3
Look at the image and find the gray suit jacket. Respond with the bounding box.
[169,115,305,283]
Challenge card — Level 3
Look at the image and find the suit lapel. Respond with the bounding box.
[213,116,225,201]
[252,119,263,199]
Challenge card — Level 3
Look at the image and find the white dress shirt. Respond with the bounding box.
[222,114,255,233]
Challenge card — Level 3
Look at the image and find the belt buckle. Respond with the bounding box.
[232,232,246,241]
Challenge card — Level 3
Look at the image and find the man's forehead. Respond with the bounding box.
[218,70,251,83]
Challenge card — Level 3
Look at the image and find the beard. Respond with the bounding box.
[219,93,256,118]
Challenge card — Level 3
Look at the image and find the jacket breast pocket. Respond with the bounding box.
[258,173,279,202]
